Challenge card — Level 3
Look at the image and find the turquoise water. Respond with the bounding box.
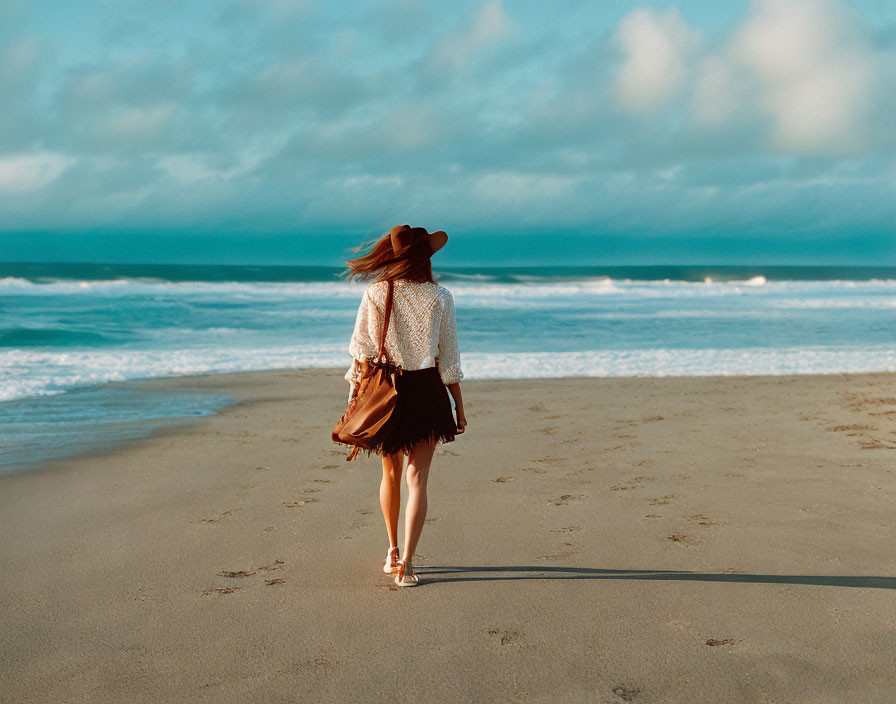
[0,385,232,475]
[1,262,894,474]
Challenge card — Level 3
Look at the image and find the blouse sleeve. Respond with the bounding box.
[344,289,377,384]
[437,290,463,385]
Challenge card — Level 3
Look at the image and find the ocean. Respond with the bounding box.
[1,262,894,474]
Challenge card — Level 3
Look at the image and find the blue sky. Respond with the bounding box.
[0,0,894,265]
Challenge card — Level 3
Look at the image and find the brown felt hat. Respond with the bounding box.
[389,225,447,259]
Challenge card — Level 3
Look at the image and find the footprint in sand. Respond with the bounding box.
[689,513,726,527]
[843,395,896,411]
[191,507,246,523]
[611,685,640,702]
[534,549,578,561]
[646,495,675,506]
[492,476,515,483]
[548,494,583,506]
[667,533,703,547]
[611,476,656,491]
[201,586,241,596]
[486,628,522,646]
[218,560,285,579]
[281,498,319,508]
[133,587,153,602]
[706,637,744,647]
[859,437,896,450]
[550,525,582,534]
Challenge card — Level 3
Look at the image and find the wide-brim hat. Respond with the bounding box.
[389,225,447,259]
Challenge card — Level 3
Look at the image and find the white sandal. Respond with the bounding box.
[383,546,401,574]
[394,559,420,587]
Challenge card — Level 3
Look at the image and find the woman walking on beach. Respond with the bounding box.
[343,225,467,587]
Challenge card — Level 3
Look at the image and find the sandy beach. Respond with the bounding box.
[1,369,895,702]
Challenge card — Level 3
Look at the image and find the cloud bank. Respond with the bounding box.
[0,0,893,250]
[613,0,892,156]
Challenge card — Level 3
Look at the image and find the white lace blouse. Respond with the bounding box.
[344,279,464,392]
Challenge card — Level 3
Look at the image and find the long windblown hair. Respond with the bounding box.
[342,229,435,284]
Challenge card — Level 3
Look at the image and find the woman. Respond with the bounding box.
[343,224,467,588]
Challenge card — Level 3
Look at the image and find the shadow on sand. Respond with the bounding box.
[418,565,895,589]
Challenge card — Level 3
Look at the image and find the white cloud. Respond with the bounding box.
[0,0,892,234]
[615,0,889,155]
[156,154,246,185]
[0,151,76,194]
[471,170,580,204]
[729,0,877,154]
[612,8,701,112]
[691,55,740,127]
[429,0,516,70]
[98,103,176,142]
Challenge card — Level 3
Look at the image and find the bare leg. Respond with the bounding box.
[380,451,404,550]
[402,437,437,570]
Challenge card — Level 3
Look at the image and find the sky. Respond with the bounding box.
[1,0,894,265]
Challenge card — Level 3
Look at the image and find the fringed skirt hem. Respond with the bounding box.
[336,365,457,460]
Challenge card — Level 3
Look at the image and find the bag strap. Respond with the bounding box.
[376,279,394,359]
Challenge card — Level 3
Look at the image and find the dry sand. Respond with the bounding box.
[1,370,895,703]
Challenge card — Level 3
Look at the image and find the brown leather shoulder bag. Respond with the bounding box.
[332,279,403,461]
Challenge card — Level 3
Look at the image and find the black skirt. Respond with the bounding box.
[378,365,458,456]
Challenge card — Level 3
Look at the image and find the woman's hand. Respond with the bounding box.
[445,382,466,434]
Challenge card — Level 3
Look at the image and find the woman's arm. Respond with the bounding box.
[437,291,466,433]
[445,382,466,433]
[346,358,362,404]
[344,290,375,403]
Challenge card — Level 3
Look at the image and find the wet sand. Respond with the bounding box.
[1,370,895,702]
